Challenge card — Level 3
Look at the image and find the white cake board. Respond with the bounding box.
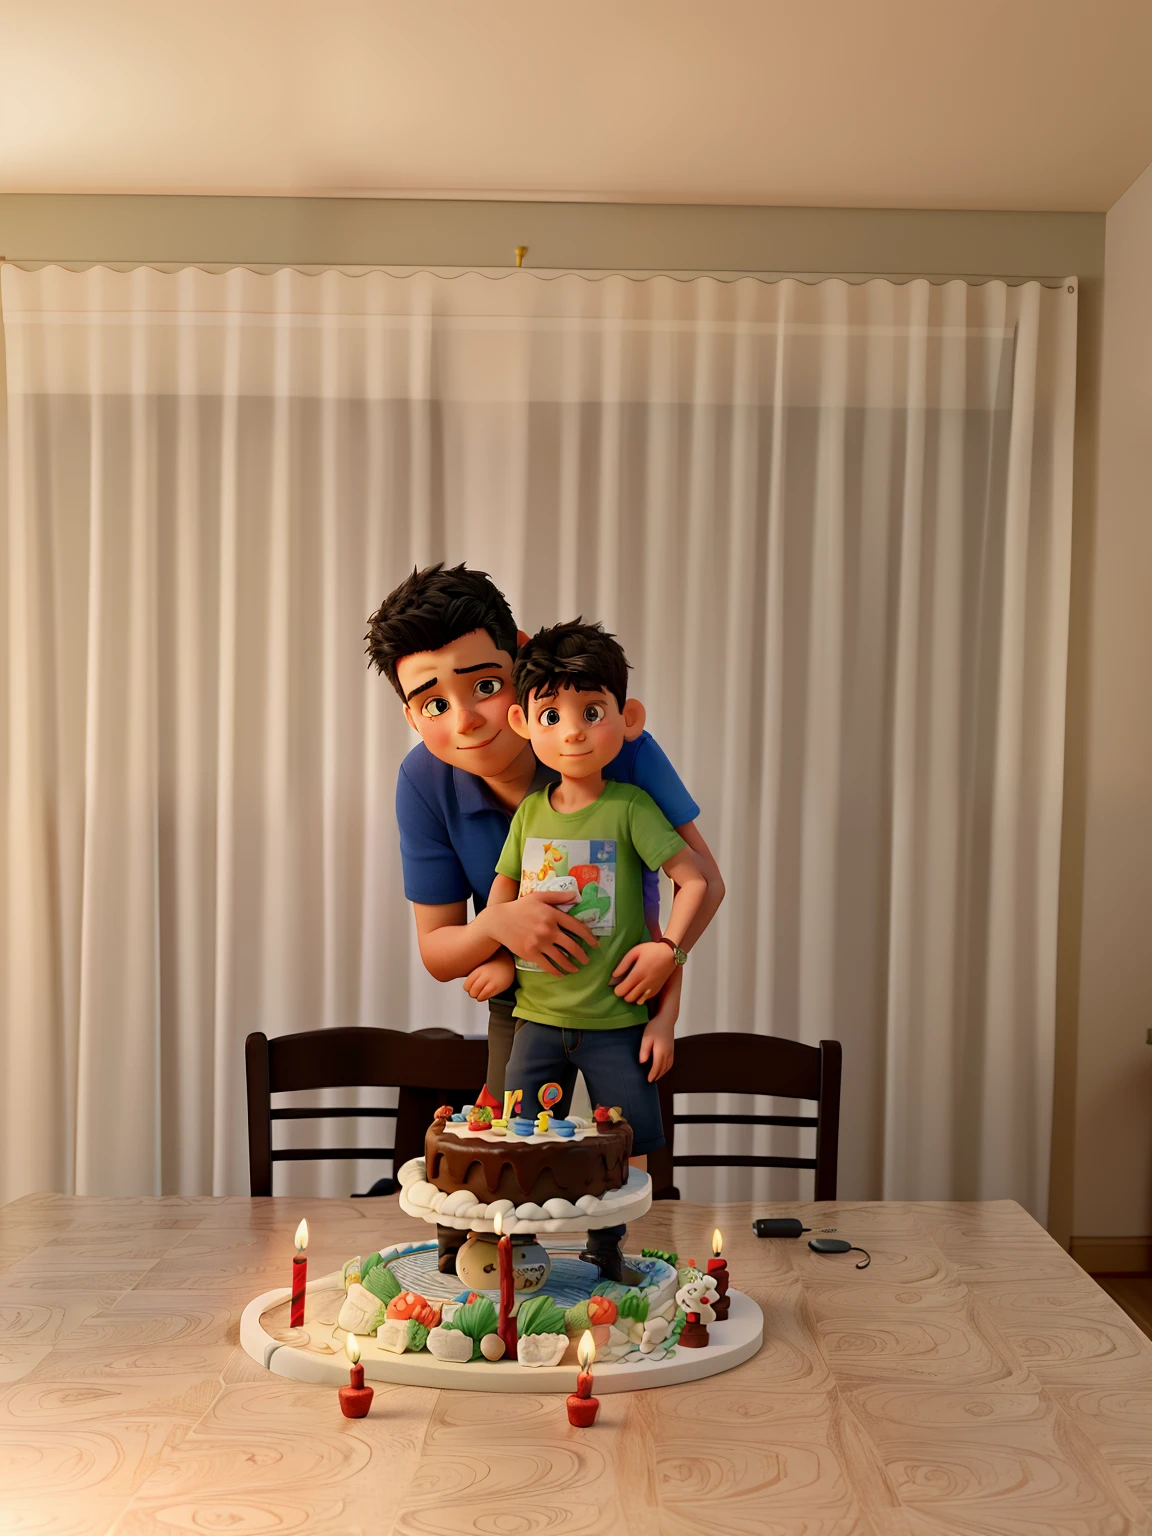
[240,1269,762,1394]
[398,1162,653,1235]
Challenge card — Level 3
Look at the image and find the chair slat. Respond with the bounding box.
[271,1148,396,1163]
[673,1113,818,1128]
[270,1107,398,1121]
[672,1154,818,1170]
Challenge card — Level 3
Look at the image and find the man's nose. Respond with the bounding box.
[457,705,486,732]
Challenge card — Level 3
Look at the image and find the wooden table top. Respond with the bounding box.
[3,1194,1152,1535]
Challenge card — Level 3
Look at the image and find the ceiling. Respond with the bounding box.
[3,0,1152,212]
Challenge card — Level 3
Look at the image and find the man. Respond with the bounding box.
[365,563,725,1100]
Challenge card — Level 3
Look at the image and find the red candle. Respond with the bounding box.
[338,1334,374,1418]
[290,1218,308,1328]
[708,1228,730,1321]
[493,1211,518,1361]
[566,1331,600,1426]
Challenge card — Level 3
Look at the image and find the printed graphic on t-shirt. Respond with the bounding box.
[516,838,616,971]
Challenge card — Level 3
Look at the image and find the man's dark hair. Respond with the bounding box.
[365,563,519,701]
[513,619,631,712]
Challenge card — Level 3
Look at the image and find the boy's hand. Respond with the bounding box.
[462,952,517,1002]
[639,1014,675,1082]
[611,941,676,1005]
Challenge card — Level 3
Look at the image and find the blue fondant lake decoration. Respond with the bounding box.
[385,1248,674,1309]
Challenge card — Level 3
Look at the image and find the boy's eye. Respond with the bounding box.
[421,697,450,718]
[474,677,502,699]
[583,704,606,725]
[539,707,562,727]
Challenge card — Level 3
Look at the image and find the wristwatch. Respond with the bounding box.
[659,936,688,966]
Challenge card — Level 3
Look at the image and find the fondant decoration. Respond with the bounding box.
[489,1123,507,1136]
[480,1332,506,1361]
[406,1320,430,1353]
[502,1089,522,1122]
[467,1106,494,1130]
[290,1219,308,1329]
[516,1293,568,1337]
[567,1330,600,1425]
[450,1114,466,1123]
[535,1112,552,1135]
[341,1256,362,1290]
[512,1202,548,1222]
[361,1261,402,1305]
[675,1277,719,1324]
[564,1299,592,1333]
[679,1311,710,1349]
[426,1326,474,1363]
[552,1121,576,1138]
[538,1082,564,1113]
[587,1294,618,1327]
[434,1104,454,1121]
[618,1290,650,1326]
[440,1296,499,1361]
[574,1195,600,1214]
[377,1318,411,1355]
[361,1251,383,1279]
[676,1263,704,1288]
[337,1282,387,1337]
[593,1106,612,1124]
[642,1248,678,1267]
[339,1333,374,1417]
[639,1317,671,1354]
[487,1198,515,1221]
[386,1291,439,1327]
[516,1332,569,1367]
[541,1197,579,1219]
[511,1118,534,1137]
[440,1189,482,1217]
[475,1083,502,1111]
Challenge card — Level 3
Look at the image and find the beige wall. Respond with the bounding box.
[1072,163,1152,1248]
[0,194,1105,1241]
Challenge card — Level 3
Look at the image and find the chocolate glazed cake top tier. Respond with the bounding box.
[425,1121,632,1206]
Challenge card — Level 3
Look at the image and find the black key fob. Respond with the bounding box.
[808,1238,851,1254]
[753,1218,808,1239]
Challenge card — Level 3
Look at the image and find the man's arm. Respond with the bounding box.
[628,819,725,1023]
[412,892,599,983]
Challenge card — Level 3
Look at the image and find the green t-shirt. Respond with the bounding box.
[495,780,686,1030]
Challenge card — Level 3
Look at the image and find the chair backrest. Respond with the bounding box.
[245,1026,489,1196]
[647,1032,841,1201]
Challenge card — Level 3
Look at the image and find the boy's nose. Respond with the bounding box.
[564,724,585,742]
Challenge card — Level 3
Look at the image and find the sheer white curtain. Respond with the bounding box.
[0,265,1076,1212]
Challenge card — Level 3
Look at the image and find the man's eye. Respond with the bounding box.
[421,697,450,718]
[583,704,606,724]
[474,677,502,699]
[539,707,562,727]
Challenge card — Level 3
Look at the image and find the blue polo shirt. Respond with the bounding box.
[396,731,699,914]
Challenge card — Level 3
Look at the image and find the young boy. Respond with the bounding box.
[471,620,708,1186]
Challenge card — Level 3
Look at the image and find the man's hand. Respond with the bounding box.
[639,1014,675,1082]
[482,890,598,977]
[462,952,516,1002]
[611,941,676,1005]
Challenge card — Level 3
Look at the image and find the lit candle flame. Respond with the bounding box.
[712,1228,723,1257]
[577,1330,596,1370]
[345,1332,360,1365]
[492,1210,503,1238]
[295,1219,309,1252]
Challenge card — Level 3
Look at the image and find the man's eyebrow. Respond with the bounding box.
[454,662,505,675]
[405,676,438,702]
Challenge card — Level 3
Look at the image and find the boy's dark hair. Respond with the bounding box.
[365,563,519,701]
[513,619,631,712]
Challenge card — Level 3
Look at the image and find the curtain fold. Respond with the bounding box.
[0,265,1077,1212]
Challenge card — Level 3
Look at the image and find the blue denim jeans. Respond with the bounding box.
[505,1020,665,1154]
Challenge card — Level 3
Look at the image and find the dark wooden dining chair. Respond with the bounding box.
[648,1031,841,1201]
[244,1025,488,1197]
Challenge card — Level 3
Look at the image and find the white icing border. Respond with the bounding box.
[397,1157,653,1234]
